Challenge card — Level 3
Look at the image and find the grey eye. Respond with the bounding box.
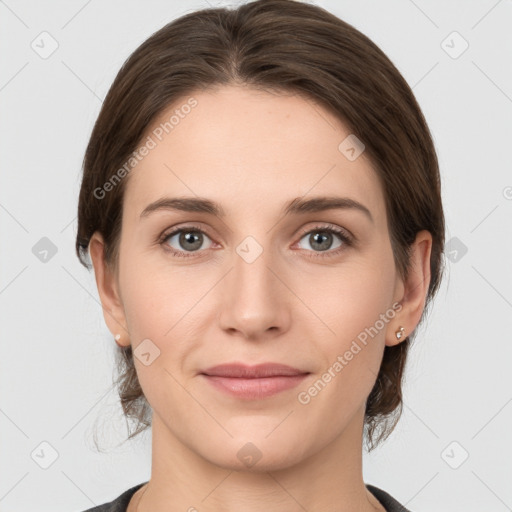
[297,230,343,252]
[165,229,213,252]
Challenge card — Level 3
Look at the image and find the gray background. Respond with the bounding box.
[1,1,511,511]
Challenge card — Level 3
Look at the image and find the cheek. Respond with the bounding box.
[304,255,395,341]
[121,278,164,339]
[118,243,189,335]
[118,257,211,368]
[300,246,397,385]
[118,271,192,403]
[295,262,395,424]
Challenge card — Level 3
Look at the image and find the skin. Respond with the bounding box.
[90,85,431,512]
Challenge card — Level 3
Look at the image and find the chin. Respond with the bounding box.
[198,433,309,473]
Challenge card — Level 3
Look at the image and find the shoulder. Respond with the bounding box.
[366,484,412,512]
[78,483,147,512]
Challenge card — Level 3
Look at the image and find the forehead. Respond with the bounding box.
[122,85,385,220]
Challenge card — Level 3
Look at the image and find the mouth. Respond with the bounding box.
[199,363,310,400]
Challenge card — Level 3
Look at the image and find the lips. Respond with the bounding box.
[200,362,308,378]
[200,363,310,400]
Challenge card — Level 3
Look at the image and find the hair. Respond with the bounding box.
[76,0,445,452]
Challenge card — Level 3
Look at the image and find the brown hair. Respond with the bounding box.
[76,0,445,451]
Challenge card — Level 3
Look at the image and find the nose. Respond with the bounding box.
[218,240,291,341]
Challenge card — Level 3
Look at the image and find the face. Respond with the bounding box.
[93,85,415,471]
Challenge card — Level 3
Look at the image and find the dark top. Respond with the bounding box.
[80,482,411,511]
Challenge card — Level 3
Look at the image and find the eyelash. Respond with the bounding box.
[158,223,353,259]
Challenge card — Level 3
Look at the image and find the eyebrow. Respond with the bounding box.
[139,195,374,223]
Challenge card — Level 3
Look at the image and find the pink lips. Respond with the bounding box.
[200,363,310,400]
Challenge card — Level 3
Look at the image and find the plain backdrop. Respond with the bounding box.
[1,1,511,511]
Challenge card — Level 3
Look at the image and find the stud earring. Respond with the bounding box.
[395,326,405,340]
[114,333,122,347]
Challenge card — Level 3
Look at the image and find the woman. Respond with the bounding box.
[75,0,445,510]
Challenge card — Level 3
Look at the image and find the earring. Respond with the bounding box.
[114,333,122,347]
[395,326,405,340]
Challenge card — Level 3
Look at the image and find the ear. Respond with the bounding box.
[89,231,130,347]
[387,230,432,347]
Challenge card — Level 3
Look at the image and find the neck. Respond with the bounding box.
[135,405,384,512]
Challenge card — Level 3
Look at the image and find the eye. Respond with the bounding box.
[295,224,352,257]
[160,225,214,257]
[158,222,353,259]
